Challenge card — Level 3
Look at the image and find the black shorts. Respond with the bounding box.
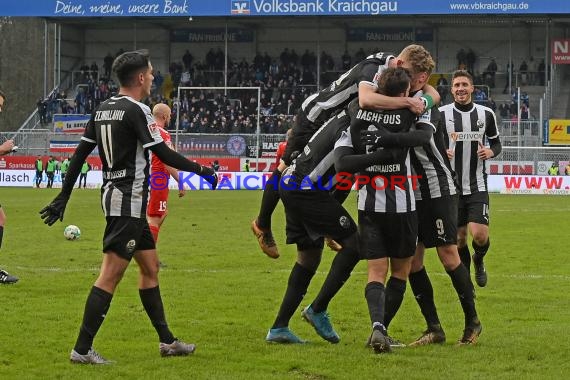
[103,216,156,260]
[358,210,418,260]
[280,189,357,250]
[458,192,490,227]
[417,195,458,248]
[282,111,318,166]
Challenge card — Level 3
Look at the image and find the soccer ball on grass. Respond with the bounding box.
[64,225,81,240]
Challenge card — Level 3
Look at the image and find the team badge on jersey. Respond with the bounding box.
[126,239,136,253]
[148,122,161,139]
[339,215,351,229]
[477,119,485,129]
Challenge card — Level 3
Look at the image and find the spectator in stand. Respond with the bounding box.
[103,52,114,78]
[565,162,570,176]
[436,74,449,104]
[484,59,498,88]
[290,50,299,66]
[341,50,352,70]
[37,98,48,125]
[466,48,476,74]
[538,59,546,86]
[354,47,366,63]
[280,48,290,67]
[301,50,312,70]
[456,48,467,69]
[503,61,514,94]
[473,87,487,103]
[528,56,538,85]
[498,102,510,119]
[520,104,529,120]
[182,50,193,71]
[519,60,528,86]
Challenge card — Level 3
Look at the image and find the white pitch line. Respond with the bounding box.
[10,266,570,281]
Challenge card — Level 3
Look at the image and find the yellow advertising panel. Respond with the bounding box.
[548,119,570,145]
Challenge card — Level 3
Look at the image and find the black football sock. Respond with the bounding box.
[458,245,471,273]
[0,225,4,249]
[74,286,113,355]
[383,277,407,330]
[447,263,479,326]
[365,281,386,327]
[472,239,490,261]
[409,267,441,329]
[139,286,176,344]
[272,263,315,329]
[311,248,359,313]
[257,169,282,230]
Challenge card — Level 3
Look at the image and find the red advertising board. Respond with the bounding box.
[552,39,570,64]
[0,155,241,172]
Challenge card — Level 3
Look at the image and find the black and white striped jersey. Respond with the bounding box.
[288,110,350,189]
[335,101,418,213]
[439,102,499,195]
[409,107,457,200]
[82,95,163,218]
[301,52,394,127]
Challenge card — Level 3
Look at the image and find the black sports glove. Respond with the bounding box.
[39,193,70,226]
[201,166,218,190]
[360,129,388,152]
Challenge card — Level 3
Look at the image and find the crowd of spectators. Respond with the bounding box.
[39,47,544,132]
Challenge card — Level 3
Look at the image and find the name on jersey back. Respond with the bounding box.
[95,110,126,122]
[356,109,401,125]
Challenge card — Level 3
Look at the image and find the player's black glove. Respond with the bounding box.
[360,129,388,152]
[201,166,218,190]
[39,192,70,226]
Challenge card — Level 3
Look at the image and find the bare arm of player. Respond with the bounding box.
[150,142,218,189]
[359,85,425,115]
[0,139,15,155]
[165,165,185,197]
[421,84,441,106]
[163,141,185,197]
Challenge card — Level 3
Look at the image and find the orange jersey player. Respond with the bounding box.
[147,103,186,243]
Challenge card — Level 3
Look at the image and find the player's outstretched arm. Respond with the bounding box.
[334,146,403,174]
[39,140,96,225]
[360,123,434,150]
[150,142,218,189]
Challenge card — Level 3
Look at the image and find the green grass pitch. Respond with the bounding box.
[1,188,569,379]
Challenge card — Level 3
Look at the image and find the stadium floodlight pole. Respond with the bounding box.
[517,87,521,161]
[539,98,543,144]
[256,86,261,169]
[174,95,181,151]
[175,86,261,161]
